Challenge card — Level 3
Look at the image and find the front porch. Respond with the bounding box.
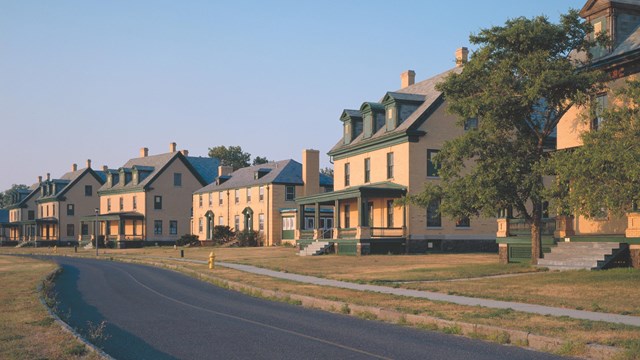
[81,212,145,248]
[294,182,408,255]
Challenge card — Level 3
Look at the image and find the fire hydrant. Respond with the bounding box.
[208,251,215,269]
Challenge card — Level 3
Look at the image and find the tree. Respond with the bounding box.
[550,80,640,218]
[0,184,29,208]
[208,145,251,170]
[252,156,269,166]
[411,11,605,264]
[320,167,334,178]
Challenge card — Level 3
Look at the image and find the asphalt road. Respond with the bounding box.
[49,257,568,360]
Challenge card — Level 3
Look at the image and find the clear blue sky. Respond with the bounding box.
[0,0,585,190]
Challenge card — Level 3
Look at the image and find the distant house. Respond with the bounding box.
[0,209,10,245]
[294,49,498,255]
[5,182,41,244]
[192,149,333,246]
[34,160,108,246]
[88,143,218,247]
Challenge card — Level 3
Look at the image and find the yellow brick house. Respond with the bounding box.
[295,49,498,255]
[86,143,218,248]
[192,149,333,246]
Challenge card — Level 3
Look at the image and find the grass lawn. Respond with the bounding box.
[0,255,100,359]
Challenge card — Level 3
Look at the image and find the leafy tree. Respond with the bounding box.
[320,167,334,178]
[549,80,640,218]
[252,156,269,166]
[411,11,605,264]
[0,184,29,208]
[208,145,251,170]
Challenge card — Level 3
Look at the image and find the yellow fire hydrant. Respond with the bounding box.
[208,251,215,269]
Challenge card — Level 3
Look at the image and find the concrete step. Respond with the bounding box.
[541,265,592,271]
[556,242,619,249]
[298,241,332,256]
[537,242,622,271]
[538,259,598,267]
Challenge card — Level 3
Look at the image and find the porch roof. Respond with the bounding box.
[36,217,58,224]
[295,182,407,206]
[80,211,145,221]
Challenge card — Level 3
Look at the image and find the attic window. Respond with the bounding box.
[386,106,396,131]
[344,122,352,145]
[254,168,271,180]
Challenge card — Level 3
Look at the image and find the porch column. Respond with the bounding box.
[334,199,340,239]
[119,219,124,241]
[295,204,304,240]
[313,202,320,240]
[402,202,407,236]
[357,196,363,227]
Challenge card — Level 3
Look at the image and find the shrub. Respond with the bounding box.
[212,226,235,245]
[236,230,263,247]
[176,234,200,247]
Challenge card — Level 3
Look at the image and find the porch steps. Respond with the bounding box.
[298,241,333,256]
[537,242,622,270]
[15,241,30,248]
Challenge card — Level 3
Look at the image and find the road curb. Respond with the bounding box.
[117,257,621,360]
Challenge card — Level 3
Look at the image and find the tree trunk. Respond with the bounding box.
[530,202,542,265]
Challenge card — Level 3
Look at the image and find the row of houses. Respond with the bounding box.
[2,0,639,263]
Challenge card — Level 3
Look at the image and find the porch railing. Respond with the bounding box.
[370,227,404,238]
[508,218,556,236]
[338,228,357,239]
[299,230,314,240]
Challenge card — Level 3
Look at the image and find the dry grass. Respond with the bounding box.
[0,255,101,359]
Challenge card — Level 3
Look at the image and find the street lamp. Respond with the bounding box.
[95,208,99,256]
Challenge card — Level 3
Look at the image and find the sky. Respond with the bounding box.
[0,0,586,190]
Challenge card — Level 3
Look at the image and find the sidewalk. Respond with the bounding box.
[164,256,640,327]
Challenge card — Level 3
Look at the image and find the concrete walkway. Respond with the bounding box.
[161,257,640,328]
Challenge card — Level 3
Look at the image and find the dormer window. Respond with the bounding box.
[386,107,396,131]
[363,114,373,138]
[590,17,608,58]
[254,168,271,180]
[344,122,352,145]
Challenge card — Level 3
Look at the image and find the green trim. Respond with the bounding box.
[329,130,423,160]
[295,182,406,205]
[99,186,146,196]
[566,235,640,244]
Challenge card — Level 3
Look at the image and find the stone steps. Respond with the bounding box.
[298,241,332,256]
[537,242,621,271]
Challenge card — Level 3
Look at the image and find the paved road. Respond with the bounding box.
[51,257,568,360]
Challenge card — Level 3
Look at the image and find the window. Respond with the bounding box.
[81,224,89,236]
[199,218,203,232]
[456,217,470,228]
[107,199,111,212]
[344,163,350,187]
[364,158,371,183]
[133,196,137,210]
[67,224,74,237]
[170,220,178,235]
[209,193,213,206]
[259,186,264,201]
[234,215,240,231]
[387,152,394,179]
[154,220,162,235]
[592,94,607,130]
[154,196,162,210]
[219,192,224,205]
[344,204,351,228]
[67,204,74,216]
[235,189,240,204]
[219,216,224,226]
[199,194,203,207]
[246,188,251,202]
[363,114,373,138]
[426,200,442,228]
[285,186,295,201]
[85,185,92,196]
[464,118,478,131]
[28,210,34,220]
[259,213,264,232]
[119,197,124,211]
[305,217,315,230]
[427,149,440,177]
[52,205,55,217]
[387,200,394,227]
[174,173,182,187]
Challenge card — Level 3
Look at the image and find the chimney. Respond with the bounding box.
[72,163,77,172]
[302,149,320,196]
[456,47,469,67]
[103,165,108,172]
[169,142,177,153]
[218,165,233,177]
[180,149,189,156]
[140,147,149,157]
[38,176,42,183]
[400,70,415,89]
[46,173,50,181]
[86,159,92,169]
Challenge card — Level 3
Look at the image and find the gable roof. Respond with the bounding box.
[195,159,333,194]
[5,182,41,209]
[329,66,461,156]
[37,168,107,203]
[100,152,219,193]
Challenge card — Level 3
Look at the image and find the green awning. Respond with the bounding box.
[295,181,407,206]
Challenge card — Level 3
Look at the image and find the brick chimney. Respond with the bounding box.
[46,173,50,181]
[140,147,149,157]
[456,47,469,67]
[170,142,177,153]
[302,149,320,196]
[180,149,189,156]
[38,176,42,183]
[86,159,92,169]
[400,70,415,89]
[71,163,77,172]
[218,165,233,177]
[103,165,108,172]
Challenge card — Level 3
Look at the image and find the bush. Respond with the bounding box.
[236,230,263,247]
[176,234,200,247]
[212,226,235,245]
